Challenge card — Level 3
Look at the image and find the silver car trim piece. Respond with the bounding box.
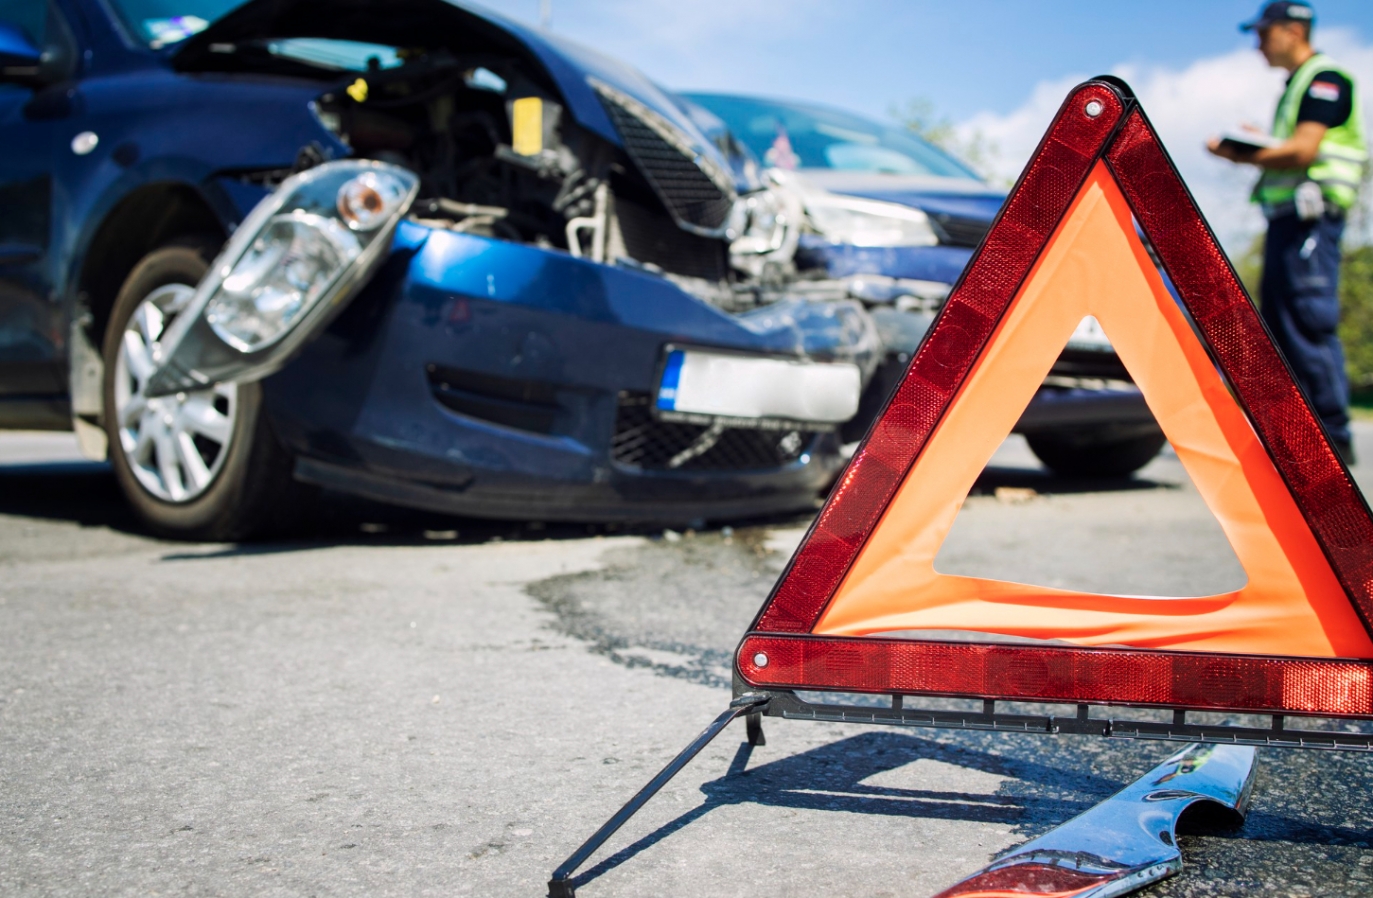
[931,742,1257,898]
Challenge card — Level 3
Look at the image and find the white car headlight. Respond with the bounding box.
[805,193,939,247]
[203,165,413,353]
[207,212,361,351]
[144,160,418,396]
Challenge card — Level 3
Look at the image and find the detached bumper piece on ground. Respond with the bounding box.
[931,742,1256,898]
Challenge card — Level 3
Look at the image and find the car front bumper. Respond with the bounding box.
[260,223,865,523]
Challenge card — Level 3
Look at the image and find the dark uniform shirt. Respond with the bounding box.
[1294,69,1353,128]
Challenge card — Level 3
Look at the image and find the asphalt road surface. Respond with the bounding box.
[3,428,1373,897]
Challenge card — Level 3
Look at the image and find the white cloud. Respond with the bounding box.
[958,29,1373,252]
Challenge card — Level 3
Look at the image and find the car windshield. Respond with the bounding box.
[106,0,406,69]
[107,0,247,47]
[684,94,981,181]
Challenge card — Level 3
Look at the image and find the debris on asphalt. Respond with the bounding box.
[994,486,1039,505]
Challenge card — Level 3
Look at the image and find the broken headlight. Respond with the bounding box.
[729,178,804,278]
[804,192,939,247]
[144,160,418,397]
[207,211,360,351]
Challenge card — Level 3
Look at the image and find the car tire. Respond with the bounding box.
[101,239,303,540]
[1025,431,1168,478]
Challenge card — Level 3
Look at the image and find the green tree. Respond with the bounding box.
[890,97,1003,183]
[1346,161,1373,248]
[1233,233,1265,298]
[1341,243,1373,394]
[1341,164,1373,397]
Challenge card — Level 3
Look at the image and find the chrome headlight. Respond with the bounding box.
[804,193,939,247]
[144,160,418,397]
[206,211,361,351]
[729,188,789,255]
[729,172,805,278]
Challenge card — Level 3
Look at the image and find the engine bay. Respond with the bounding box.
[211,37,856,314]
[312,49,821,308]
[314,53,610,246]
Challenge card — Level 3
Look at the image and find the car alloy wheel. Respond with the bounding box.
[112,283,239,503]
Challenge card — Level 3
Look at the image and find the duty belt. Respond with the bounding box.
[1262,199,1348,221]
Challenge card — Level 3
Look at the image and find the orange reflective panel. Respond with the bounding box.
[814,162,1373,659]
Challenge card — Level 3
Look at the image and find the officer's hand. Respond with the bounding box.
[1206,137,1241,162]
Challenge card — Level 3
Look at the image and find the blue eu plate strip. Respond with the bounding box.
[657,350,684,410]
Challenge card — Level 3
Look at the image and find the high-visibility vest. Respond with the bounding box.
[1254,53,1368,212]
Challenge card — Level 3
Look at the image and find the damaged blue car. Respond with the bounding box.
[0,0,885,538]
[685,93,1167,478]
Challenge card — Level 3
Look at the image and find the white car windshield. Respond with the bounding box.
[107,0,406,71]
[684,93,981,181]
[107,0,246,47]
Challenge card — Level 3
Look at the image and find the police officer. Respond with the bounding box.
[1208,1,1367,463]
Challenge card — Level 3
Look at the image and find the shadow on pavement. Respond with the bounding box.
[0,454,1179,557]
[0,460,809,555]
[569,729,1371,893]
[0,460,600,550]
[972,463,1177,496]
[570,730,1121,891]
[0,461,142,532]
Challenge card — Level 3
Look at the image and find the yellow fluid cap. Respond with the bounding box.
[512,96,543,156]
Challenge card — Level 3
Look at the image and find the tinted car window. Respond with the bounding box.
[685,93,980,181]
[0,0,65,94]
[0,0,46,45]
[107,0,247,46]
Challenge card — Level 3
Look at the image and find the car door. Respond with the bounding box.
[0,0,72,400]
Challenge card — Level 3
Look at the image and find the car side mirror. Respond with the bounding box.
[0,22,43,85]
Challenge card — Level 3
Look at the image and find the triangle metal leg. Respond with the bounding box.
[547,694,769,898]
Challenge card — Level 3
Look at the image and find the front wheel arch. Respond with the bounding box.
[68,185,228,442]
[100,239,305,540]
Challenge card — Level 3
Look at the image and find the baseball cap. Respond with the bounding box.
[1240,1,1315,32]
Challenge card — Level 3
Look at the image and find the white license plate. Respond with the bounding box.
[656,349,861,424]
[1066,315,1113,351]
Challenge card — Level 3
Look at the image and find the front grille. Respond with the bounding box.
[592,79,735,234]
[615,195,729,280]
[929,212,991,248]
[611,393,814,472]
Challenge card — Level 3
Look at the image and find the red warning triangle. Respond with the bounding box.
[736,79,1373,718]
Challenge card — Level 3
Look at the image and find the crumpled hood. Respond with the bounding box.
[173,0,740,186]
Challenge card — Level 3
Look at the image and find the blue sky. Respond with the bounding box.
[498,0,1371,120]
[487,0,1373,249]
